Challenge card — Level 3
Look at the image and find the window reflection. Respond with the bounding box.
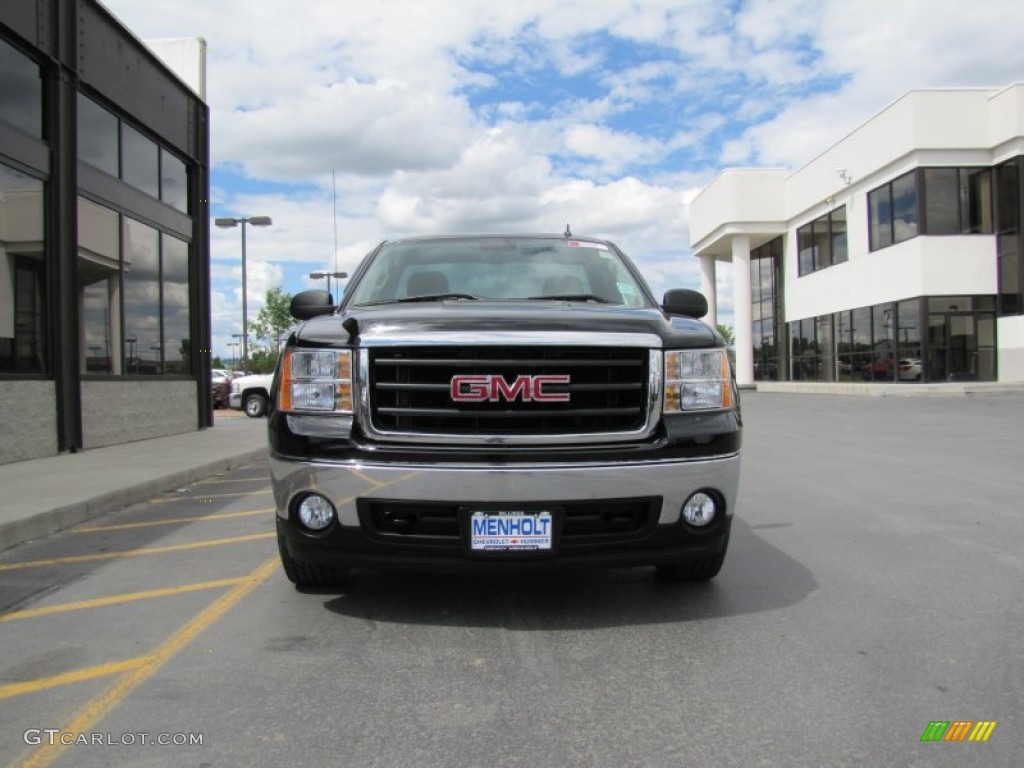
[78,94,119,176]
[0,165,47,373]
[78,197,122,374]
[0,39,42,138]
[122,124,159,198]
[123,218,161,375]
[891,172,918,242]
[160,149,188,213]
[162,235,190,374]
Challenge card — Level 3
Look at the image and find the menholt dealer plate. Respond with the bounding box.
[469,510,554,552]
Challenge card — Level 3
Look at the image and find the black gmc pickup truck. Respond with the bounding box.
[268,234,741,586]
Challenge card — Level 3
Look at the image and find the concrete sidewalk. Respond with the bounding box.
[0,412,269,552]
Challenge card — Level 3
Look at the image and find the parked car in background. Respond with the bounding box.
[898,358,922,381]
[229,373,275,417]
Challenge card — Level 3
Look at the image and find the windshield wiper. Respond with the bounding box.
[527,294,611,303]
[356,293,482,307]
[395,292,481,303]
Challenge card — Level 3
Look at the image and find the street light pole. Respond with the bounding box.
[309,271,348,303]
[214,215,273,372]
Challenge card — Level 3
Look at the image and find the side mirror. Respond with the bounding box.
[662,289,708,319]
[290,289,335,320]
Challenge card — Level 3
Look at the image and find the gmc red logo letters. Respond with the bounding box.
[450,374,571,403]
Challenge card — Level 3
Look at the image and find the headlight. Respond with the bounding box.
[278,348,353,413]
[664,349,734,411]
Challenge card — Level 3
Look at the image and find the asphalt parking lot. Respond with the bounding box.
[1,391,1021,767]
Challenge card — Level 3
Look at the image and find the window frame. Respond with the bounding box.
[868,170,919,252]
[796,205,848,276]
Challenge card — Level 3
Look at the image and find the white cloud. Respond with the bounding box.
[100,0,1024,356]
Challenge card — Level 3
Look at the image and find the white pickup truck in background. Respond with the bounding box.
[228,373,275,417]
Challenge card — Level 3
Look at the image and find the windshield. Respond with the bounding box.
[345,237,652,308]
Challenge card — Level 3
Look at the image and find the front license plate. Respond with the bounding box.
[469,511,554,552]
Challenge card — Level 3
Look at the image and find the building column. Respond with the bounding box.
[699,254,718,328]
[731,236,754,387]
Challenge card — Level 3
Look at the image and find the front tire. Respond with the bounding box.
[277,533,350,587]
[244,392,268,418]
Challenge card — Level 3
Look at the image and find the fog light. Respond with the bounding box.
[681,492,717,527]
[296,494,335,531]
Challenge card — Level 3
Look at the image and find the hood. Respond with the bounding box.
[293,301,719,349]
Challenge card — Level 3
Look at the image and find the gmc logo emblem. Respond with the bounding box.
[450,374,571,403]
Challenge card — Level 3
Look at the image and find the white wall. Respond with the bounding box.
[784,237,998,322]
[997,315,1024,382]
[144,38,208,101]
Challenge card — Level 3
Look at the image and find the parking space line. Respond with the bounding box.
[19,557,279,768]
[0,533,275,572]
[0,657,149,701]
[148,490,271,504]
[0,577,246,623]
[72,509,272,533]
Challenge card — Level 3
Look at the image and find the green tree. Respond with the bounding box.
[212,355,225,369]
[247,347,280,374]
[716,324,735,347]
[250,288,294,358]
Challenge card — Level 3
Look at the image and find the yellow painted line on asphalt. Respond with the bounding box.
[0,533,275,572]
[193,476,273,485]
[19,557,279,768]
[149,489,271,503]
[72,508,272,533]
[0,577,246,622]
[0,656,149,701]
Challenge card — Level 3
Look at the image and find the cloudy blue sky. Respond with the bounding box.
[101,0,1024,361]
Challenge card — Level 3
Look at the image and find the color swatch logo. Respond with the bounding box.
[920,721,997,742]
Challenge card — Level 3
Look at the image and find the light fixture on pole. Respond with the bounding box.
[309,271,348,303]
[214,215,273,372]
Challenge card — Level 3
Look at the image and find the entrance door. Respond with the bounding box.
[927,313,993,382]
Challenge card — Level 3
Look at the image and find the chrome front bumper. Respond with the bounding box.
[269,453,741,527]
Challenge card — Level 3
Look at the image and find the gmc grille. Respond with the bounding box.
[368,346,649,436]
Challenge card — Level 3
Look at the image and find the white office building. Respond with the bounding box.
[690,84,1024,387]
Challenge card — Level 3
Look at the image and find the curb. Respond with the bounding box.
[0,448,268,552]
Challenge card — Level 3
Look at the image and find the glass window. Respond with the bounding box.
[162,235,190,375]
[123,218,161,375]
[870,172,918,250]
[923,168,960,235]
[891,172,918,243]
[996,161,1019,234]
[812,218,831,269]
[830,206,847,265]
[896,299,921,382]
[122,124,159,198]
[160,149,188,213]
[965,169,993,234]
[0,39,43,138]
[78,94,119,176]
[78,197,122,374]
[0,165,47,373]
[797,224,815,275]
[869,186,892,250]
[759,257,773,299]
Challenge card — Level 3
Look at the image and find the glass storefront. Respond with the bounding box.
[789,296,996,383]
[0,165,46,373]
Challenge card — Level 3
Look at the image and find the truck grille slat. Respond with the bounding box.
[369,346,650,437]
